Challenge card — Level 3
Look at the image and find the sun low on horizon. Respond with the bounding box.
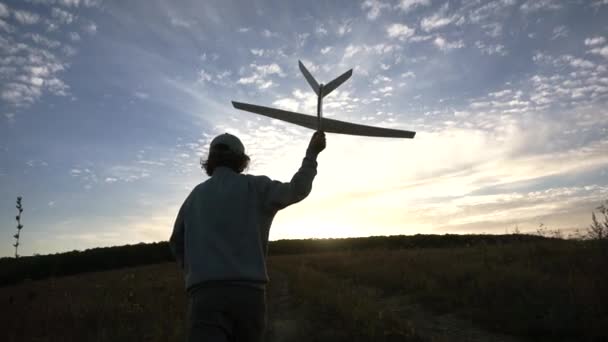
[1,0,607,257]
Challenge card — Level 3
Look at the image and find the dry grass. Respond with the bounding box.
[273,241,608,341]
[1,240,606,341]
[0,263,186,342]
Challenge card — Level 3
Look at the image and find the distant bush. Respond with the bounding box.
[587,200,608,241]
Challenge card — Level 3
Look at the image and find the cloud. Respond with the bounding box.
[26,159,48,167]
[396,0,431,12]
[58,0,80,7]
[198,68,232,87]
[26,33,61,48]
[285,105,608,237]
[563,56,594,69]
[585,37,606,46]
[51,7,75,24]
[590,46,608,59]
[337,21,352,36]
[468,0,517,24]
[386,23,415,41]
[133,91,149,99]
[250,48,264,56]
[237,63,284,89]
[534,53,597,70]
[13,10,40,24]
[0,3,8,18]
[475,41,507,56]
[106,165,151,183]
[520,0,561,13]
[433,36,464,51]
[374,85,393,96]
[69,31,80,41]
[0,4,100,109]
[551,25,568,40]
[4,112,15,122]
[592,0,608,7]
[315,25,328,36]
[168,13,194,28]
[296,33,310,48]
[82,0,102,7]
[262,29,277,38]
[83,22,97,34]
[420,3,457,31]
[0,18,11,32]
[343,44,361,58]
[2,0,608,253]
[361,0,390,20]
[197,69,211,84]
[482,23,503,37]
[342,43,401,59]
[272,98,300,112]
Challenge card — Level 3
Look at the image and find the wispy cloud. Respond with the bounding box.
[237,63,285,89]
[386,23,415,40]
[396,0,431,13]
[475,41,507,56]
[585,36,606,46]
[361,0,390,20]
[420,2,457,32]
[51,7,75,24]
[520,0,562,13]
[433,36,464,51]
[1,0,607,256]
[14,10,40,24]
[0,1,99,109]
[0,3,9,18]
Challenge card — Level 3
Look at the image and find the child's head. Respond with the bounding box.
[201,133,250,176]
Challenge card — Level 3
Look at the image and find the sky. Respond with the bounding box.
[1,0,607,257]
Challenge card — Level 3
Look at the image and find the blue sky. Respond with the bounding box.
[1,0,607,257]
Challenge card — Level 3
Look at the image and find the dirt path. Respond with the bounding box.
[380,294,524,342]
[267,269,525,342]
[265,269,301,341]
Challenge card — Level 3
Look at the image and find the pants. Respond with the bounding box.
[186,285,266,342]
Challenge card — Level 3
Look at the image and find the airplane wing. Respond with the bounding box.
[232,101,416,139]
[322,69,352,98]
[298,60,320,96]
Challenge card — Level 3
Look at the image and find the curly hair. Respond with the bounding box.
[201,144,250,176]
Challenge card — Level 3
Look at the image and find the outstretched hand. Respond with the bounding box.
[308,131,326,155]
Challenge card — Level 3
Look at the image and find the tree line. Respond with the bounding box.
[0,234,552,286]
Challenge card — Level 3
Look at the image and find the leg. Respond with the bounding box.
[186,289,235,342]
[232,287,266,342]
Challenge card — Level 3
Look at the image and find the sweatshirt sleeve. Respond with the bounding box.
[169,199,186,269]
[258,149,319,211]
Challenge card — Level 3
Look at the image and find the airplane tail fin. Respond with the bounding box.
[298,60,320,96]
[322,69,352,98]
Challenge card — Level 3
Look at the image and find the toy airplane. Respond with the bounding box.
[232,60,416,139]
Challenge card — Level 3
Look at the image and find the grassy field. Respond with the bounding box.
[1,239,606,341]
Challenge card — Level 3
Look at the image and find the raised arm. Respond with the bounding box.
[260,131,326,211]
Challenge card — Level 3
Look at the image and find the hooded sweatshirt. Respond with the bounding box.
[169,150,318,291]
